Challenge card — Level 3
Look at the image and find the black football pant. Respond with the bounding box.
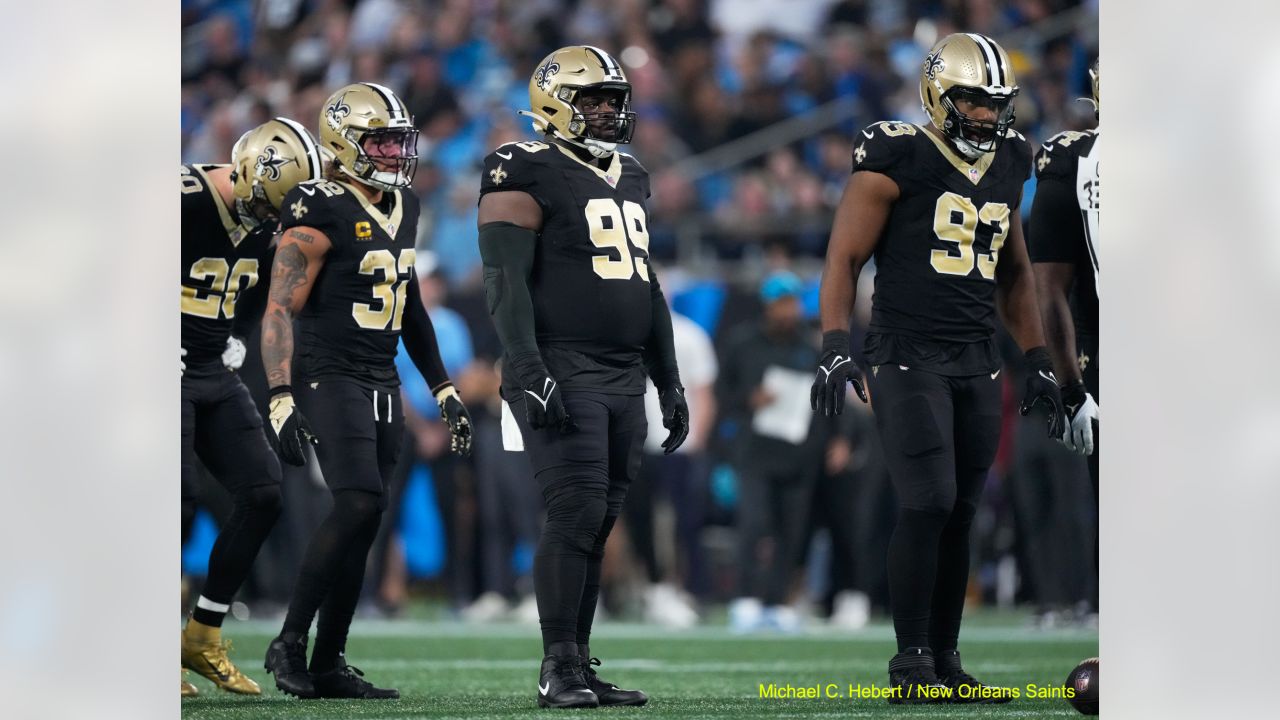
[867,365,1002,654]
[510,390,647,654]
[280,380,401,673]
[181,370,283,627]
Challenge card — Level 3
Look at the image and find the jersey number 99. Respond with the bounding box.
[585,198,650,281]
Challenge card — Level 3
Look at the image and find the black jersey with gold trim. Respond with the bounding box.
[479,140,653,395]
[1030,128,1099,339]
[181,164,274,373]
[852,121,1032,374]
[279,178,420,389]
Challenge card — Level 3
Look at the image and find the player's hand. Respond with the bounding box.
[1018,347,1067,439]
[222,335,247,371]
[521,374,577,434]
[434,384,473,457]
[811,330,867,416]
[1059,381,1099,455]
[180,347,187,376]
[268,387,318,466]
[658,384,690,454]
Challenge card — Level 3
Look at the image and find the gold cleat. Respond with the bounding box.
[181,620,262,695]
[181,669,199,697]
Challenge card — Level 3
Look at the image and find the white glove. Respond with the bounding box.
[222,336,247,371]
[181,347,187,376]
[1061,393,1099,456]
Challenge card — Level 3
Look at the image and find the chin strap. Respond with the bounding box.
[950,135,985,160]
[517,111,616,158]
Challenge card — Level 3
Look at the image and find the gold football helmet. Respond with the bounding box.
[919,33,1019,157]
[230,117,323,230]
[320,82,418,191]
[520,45,635,158]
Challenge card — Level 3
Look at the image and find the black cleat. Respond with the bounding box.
[537,642,598,709]
[582,657,648,707]
[312,655,399,699]
[264,634,316,699]
[887,647,950,704]
[935,649,1014,704]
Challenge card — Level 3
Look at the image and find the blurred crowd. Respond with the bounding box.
[182,0,1099,631]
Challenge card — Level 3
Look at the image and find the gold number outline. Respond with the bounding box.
[584,198,652,282]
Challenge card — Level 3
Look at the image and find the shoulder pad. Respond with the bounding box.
[481,141,553,195]
[619,151,649,176]
[1034,129,1093,180]
[279,179,346,234]
[852,121,919,175]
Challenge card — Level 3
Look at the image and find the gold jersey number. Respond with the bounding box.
[352,248,417,330]
[584,198,650,281]
[930,192,1010,280]
[182,258,259,319]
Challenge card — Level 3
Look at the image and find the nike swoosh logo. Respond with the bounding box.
[497,151,513,160]
[820,356,851,380]
[990,369,1001,380]
[1038,370,1057,383]
[524,379,555,410]
[862,129,874,138]
[298,186,316,196]
[539,681,550,695]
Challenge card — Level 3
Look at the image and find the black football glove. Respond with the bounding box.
[434,384,473,457]
[1059,380,1099,456]
[509,354,576,434]
[1018,347,1067,439]
[810,330,868,416]
[268,387,318,466]
[658,383,690,454]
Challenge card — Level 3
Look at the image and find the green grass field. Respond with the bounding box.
[182,611,1097,719]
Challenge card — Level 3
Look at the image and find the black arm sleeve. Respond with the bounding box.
[477,221,543,377]
[1028,176,1085,265]
[642,271,681,390]
[230,243,276,340]
[401,279,452,393]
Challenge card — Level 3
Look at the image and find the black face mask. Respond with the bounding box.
[569,86,637,144]
[941,86,1017,153]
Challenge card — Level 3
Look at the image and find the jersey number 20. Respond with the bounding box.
[585,199,650,281]
[353,249,416,331]
[930,192,1010,280]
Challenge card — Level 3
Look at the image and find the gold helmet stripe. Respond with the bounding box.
[582,45,625,81]
[362,82,410,124]
[274,116,322,180]
[966,32,1004,87]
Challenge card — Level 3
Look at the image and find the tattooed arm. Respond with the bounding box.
[261,226,331,389]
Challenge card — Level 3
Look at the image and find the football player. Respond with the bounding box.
[478,46,687,709]
[260,83,472,700]
[180,117,323,696]
[810,34,1066,703]
[1030,62,1100,568]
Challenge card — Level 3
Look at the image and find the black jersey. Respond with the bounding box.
[1029,128,1100,339]
[853,121,1032,375]
[181,164,274,373]
[279,177,421,389]
[479,140,653,395]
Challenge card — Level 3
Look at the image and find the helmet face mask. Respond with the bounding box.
[320,83,418,191]
[919,33,1019,158]
[941,86,1017,155]
[230,117,323,230]
[523,46,636,157]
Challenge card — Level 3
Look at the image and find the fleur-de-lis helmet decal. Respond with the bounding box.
[325,93,352,131]
[254,145,289,181]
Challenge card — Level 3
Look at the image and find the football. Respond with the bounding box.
[1065,657,1099,715]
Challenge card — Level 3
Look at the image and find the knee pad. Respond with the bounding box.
[333,489,385,531]
[236,484,283,519]
[542,483,608,556]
